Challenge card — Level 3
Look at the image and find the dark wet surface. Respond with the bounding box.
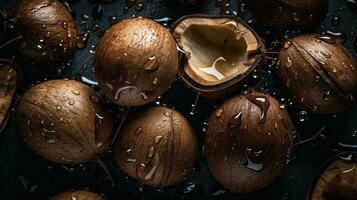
[0,0,357,199]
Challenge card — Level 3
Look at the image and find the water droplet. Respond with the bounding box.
[135,3,144,11]
[90,95,100,103]
[62,22,68,29]
[135,127,143,135]
[152,78,159,85]
[56,105,62,110]
[163,112,170,117]
[323,90,330,101]
[297,111,308,122]
[284,41,292,49]
[244,157,263,172]
[331,15,340,26]
[215,109,223,118]
[244,92,271,124]
[68,99,74,105]
[71,90,80,95]
[317,36,336,44]
[286,56,293,68]
[352,130,357,137]
[147,146,154,158]
[154,135,163,144]
[229,112,242,129]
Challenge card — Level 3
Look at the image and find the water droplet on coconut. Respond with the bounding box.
[62,22,68,29]
[68,99,74,105]
[135,127,143,135]
[154,135,163,144]
[215,109,223,117]
[284,41,292,49]
[71,90,80,95]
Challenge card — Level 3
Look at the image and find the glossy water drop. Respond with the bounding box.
[135,127,143,135]
[331,15,340,26]
[286,57,293,68]
[244,92,271,123]
[56,105,62,110]
[297,111,308,122]
[284,41,292,49]
[62,22,68,29]
[154,135,163,144]
[215,109,223,118]
[317,35,336,44]
[135,3,144,11]
[68,99,74,105]
[71,90,80,95]
[245,158,263,172]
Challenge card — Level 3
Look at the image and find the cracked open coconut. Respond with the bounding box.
[172,15,265,98]
[0,59,18,133]
[307,152,357,200]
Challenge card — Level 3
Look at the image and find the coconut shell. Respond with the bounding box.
[205,90,296,193]
[246,0,329,31]
[7,0,77,63]
[16,79,113,164]
[115,106,198,187]
[95,18,178,106]
[172,14,265,98]
[306,152,357,200]
[51,190,103,200]
[0,59,18,133]
[277,34,357,114]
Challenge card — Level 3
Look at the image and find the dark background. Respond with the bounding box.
[0,0,357,199]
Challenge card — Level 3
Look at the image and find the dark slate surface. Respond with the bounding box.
[0,0,356,199]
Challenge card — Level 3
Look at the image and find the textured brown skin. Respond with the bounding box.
[277,34,357,114]
[8,0,77,63]
[205,91,296,193]
[51,190,103,200]
[115,106,198,187]
[0,59,18,133]
[306,152,357,200]
[246,0,328,31]
[95,18,179,106]
[16,80,113,164]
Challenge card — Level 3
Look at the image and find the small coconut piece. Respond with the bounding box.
[205,90,296,193]
[0,59,17,133]
[7,0,77,62]
[16,79,113,164]
[307,152,357,200]
[95,18,179,106]
[172,15,265,98]
[51,190,103,200]
[115,106,198,187]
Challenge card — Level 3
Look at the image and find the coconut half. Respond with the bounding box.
[307,152,357,200]
[0,59,17,133]
[172,15,264,98]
